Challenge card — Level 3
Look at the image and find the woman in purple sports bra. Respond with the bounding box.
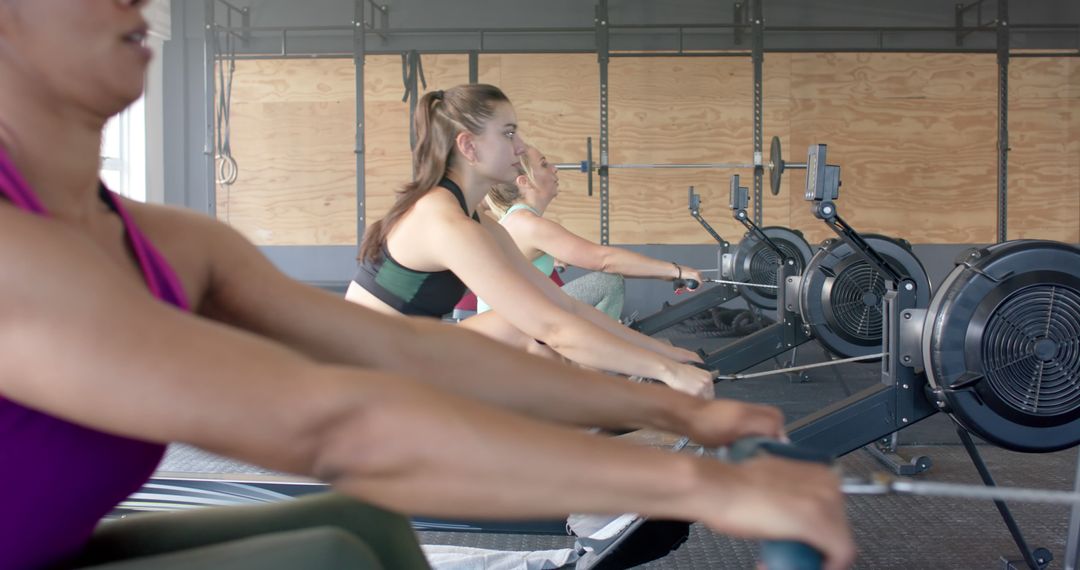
[0,1,854,569]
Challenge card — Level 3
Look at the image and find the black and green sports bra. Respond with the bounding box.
[352,177,480,318]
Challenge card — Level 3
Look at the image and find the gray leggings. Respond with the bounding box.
[562,272,625,321]
[71,493,430,570]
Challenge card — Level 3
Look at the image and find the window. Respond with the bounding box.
[99,0,169,203]
[100,94,147,202]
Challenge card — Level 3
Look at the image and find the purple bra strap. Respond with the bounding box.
[0,144,189,309]
[0,147,46,214]
[101,191,191,311]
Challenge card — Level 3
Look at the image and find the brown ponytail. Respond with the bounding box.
[358,84,511,262]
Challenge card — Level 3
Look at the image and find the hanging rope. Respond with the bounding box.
[401,50,427,164]
[400,50,427,103]
[215,27,238,190]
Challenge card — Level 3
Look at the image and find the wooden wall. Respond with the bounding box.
[221,59,356,244]
[363,54,470,236]
[1007,57,1080,242]
[607,55,793,244]
[786,53,1000,245]
[217,54,1079,246]
[479,54,601,242]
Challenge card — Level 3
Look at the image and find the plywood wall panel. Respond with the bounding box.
[1007,58,1080,242]
[218,60,356,245]
[480,54,601,241]
[607,56,792,243]
[362,54,470,233]
[787,54,999,245]
[216,53,1077,247]
[789,53,998,102]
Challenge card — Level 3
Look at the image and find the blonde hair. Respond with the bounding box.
[485,145,539,217]
[359,84,511,262]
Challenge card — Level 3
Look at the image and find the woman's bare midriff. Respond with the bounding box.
[344,281,401,316]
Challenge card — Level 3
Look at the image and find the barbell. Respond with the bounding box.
[554,136,806,196]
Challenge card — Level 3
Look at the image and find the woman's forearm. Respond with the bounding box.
[387,317,698,428]
[540,316,675,380]
[315,378,709,521]
[601,247,681,280]
[568,296,694,361]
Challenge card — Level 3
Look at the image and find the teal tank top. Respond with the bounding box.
[476,203,554,314]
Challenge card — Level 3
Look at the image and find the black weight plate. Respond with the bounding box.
[769,136,783,196]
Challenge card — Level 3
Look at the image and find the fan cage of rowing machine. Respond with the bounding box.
[924,240,1080,453]
[728,227,814,311]
[798,234,931,360]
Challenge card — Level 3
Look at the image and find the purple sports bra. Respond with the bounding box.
[0,147,191,569]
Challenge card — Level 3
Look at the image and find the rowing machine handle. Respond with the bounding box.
[674,278,700,291]
[725,437,831,570]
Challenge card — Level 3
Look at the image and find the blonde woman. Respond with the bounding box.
[478,144,705,320]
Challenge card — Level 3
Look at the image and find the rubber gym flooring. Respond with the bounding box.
[158,326,1079,569]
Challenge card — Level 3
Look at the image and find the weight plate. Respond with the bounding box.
[769,136,783,196]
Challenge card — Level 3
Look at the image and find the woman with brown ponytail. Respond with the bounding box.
[346,85,714,398]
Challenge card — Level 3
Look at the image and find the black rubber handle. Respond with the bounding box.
[725,438,832,570]
[674,278,700,291]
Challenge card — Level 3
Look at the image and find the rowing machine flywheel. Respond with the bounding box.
[729,227,814,311]
[924,240,1080,453]
[800,235,931,358]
